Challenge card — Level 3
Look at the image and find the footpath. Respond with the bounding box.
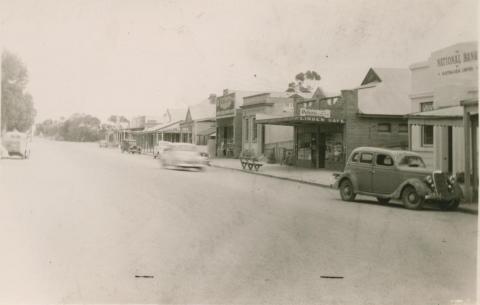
[211,158,478,214]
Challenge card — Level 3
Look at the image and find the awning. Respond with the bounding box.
[256,114,345,126]
[157,121,182,133]
[407,105,463,127]
[197,126,216,136]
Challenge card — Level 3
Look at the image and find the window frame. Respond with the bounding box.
[376,153,394,167]
[359,152,374,164]
[421,125,433,147]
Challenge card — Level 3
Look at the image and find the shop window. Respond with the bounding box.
[376,154,394,166]
[399,124,408,133]
[378,123,391,132]
[252,118,257,141]
[360,153,373,164]
[422,125,433,146]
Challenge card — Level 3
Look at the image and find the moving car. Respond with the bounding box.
[120,139,136,153]
[2,130,30,159]
[334,147,463,210]
[153,141,172,159]
[160,143,205,170]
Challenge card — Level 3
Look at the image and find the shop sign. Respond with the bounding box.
[295,116,344,123]
[299,108,331,118]
[432,43,478,78]
[216,95,235,116]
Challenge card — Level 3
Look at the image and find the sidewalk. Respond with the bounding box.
[211,158,478,214]
[211,158,337,188]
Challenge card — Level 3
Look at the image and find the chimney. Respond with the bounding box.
[208,94,217,104]
[223,89,229,96]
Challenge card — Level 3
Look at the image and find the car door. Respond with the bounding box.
[356,151,374,193]
[372,153,399,194]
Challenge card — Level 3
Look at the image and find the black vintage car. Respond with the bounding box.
[120,140,141,154]
[334,147,463,210]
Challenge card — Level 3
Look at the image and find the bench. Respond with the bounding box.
[240,157,264,171]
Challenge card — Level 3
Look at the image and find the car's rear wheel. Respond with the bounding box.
[377,197,390,204]
[402,186,424,210]
[339,179,356,202]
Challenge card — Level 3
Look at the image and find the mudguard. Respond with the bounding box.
[335,171,359,192]
[392,178,431,199]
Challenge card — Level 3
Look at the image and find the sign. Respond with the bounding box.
[299,108,331,118]
[431,42,478,79]
[216,94,235,116]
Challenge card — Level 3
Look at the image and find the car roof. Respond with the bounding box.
[351,147,421,157]
[169,142,195,146]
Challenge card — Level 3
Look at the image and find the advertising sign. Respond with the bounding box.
[216,94,235,116]
[431,42,478,80]
[299,108,331,118]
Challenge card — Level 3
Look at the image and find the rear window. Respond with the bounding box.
[360,153,373,164]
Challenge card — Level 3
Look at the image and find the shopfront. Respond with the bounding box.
[257,96,346,170]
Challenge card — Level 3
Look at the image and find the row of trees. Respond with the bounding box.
[1,51,37,133]
[35,113,110,142]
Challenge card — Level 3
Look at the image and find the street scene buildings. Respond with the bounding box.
[0,1,478,304]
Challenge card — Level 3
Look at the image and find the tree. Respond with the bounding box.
[107,115,129,123]
[286,70,321,93]
[1,50,36,132]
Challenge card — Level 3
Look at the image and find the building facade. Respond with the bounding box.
[407,41,478,200]
[240,92,294,161]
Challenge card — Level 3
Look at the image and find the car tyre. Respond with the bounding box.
[439,199,460,211]
[402,186,424,210]
[339,179,356,202]
[377,197,390,204]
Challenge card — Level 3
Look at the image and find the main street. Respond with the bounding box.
[0,139,477,304]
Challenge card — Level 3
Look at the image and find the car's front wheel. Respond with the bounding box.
[339,179,356,202]
[439,199,460,211]
[402,186,424,210]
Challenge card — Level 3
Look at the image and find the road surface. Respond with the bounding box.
[0,139,477,304]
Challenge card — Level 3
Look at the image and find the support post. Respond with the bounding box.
[463,108,472,202]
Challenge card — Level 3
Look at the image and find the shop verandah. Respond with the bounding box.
[407,100,478,202]
[256,114,346,171]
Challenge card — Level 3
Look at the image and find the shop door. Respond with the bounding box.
[447,126,453,173]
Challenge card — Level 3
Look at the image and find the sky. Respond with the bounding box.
[0,0,478,122]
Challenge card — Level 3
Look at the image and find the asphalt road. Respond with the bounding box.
[0,139,477,304]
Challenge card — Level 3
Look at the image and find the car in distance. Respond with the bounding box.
[333,147,463,210]
[128,144,142,154]
[153,141,172,159]
[160,143,205,170]
[2,130,30,159]
[98,140,108,148]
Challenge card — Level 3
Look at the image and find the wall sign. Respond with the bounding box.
[299,108,331,118]
[432,43,478,78]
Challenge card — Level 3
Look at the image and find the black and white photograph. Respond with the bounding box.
[0,0,478,304]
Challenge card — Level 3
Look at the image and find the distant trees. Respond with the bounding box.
[107,115,129,124]
[1,50,36,132]
[286,70,321,93]
[36,113,104,142]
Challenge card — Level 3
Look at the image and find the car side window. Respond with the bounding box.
[351,152,359,162]
[360,153,373,164]
[376,154,394,166]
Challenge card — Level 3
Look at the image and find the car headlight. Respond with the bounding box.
[448,175,456,185]
[424,175,435,189]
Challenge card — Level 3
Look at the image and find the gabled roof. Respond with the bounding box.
[357,68,411,115]
[187,98,215,121]
[161,108,187,124]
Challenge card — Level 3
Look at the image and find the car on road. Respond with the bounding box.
[128,144,142,154]
[2,130,30,159]
[153,141,172,159]
[160,143,205,170]
[334,147,463,210]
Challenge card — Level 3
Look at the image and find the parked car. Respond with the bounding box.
[153,141,172,159]
[128,144,142,154]
[334,147,463,210]
[160,143,205,170]
[120,140,136,153]
[2,130,30,159]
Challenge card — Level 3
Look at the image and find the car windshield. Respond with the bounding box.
[397,155,426,168]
